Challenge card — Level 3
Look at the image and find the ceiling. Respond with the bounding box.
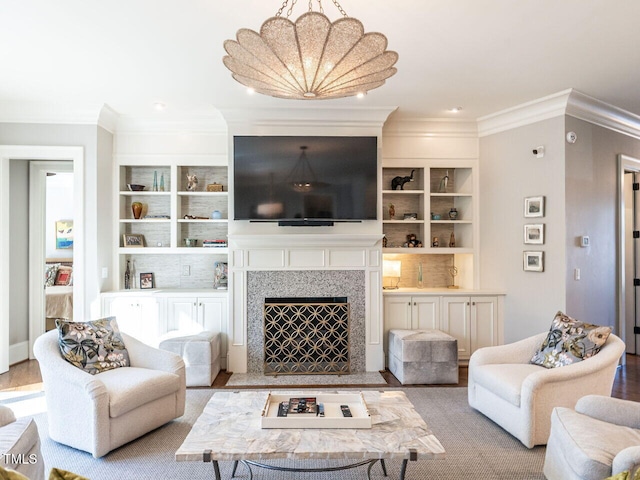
[2,0,640,123]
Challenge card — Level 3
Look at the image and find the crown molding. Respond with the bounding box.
[565,90,640,141]
[477,90,572,137]
[477,88,640,139]
[97,104,119,133]
[0,101,105,126]
[219,106,397,129]
[115,112,227,134]
[383,117,478,138]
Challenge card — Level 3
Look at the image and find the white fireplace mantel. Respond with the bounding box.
[227,235,384,374]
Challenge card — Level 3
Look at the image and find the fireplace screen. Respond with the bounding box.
[263,297,350,375]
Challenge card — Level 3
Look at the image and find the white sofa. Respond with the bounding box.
[34,329,186,458]
[544,395,640,480]
[0,405,44,480]
[468,332,625,448]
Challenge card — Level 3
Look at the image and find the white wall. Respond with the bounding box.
[565,116,640,330]
[479,117,567,341]
[45,172,74,258]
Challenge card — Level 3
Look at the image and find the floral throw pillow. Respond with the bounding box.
[44,263,60,287]
[530,311,612,368]
[56,317,130,375]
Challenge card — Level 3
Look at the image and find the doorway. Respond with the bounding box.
[618,154,640,358]
[0,146,84,374]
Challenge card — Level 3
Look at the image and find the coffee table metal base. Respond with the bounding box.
[204,457,415,480]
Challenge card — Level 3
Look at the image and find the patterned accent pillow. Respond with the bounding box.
[56,317,130,375]
[54,266,73,286]
[44,263,60,287]
[530,311,612,368]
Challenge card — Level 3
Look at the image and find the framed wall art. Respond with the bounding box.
[523,251,544,272]
[123,234,145,247]
[55,220,74,249]
[524,224,544,244]
[524,196,545,218]
[140,272,154,289]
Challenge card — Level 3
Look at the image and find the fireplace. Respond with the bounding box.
[246,270,366,373]
[263,297,350,375]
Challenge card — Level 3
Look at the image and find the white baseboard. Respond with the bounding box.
[9,341,29,365]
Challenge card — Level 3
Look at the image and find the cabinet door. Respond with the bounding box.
[470,296,498,353]
[440,296,471,359]
[103,296,160,343]
[383,295,412,359]
[198,296,228,362]
[412,297,439,330]
[166,297,200,333]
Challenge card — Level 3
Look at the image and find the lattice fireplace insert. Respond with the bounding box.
[263,297,350,375]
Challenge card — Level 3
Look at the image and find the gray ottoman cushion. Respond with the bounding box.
[388,329,458,385]
[159,330,221,386]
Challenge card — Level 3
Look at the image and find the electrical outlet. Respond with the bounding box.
[101,267,108,279]
[182,265,191,276]
[574,268,581,281]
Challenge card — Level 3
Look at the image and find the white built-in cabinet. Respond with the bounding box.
[165,295,227,334]
[101,290,229,368]
[383,292,503,363]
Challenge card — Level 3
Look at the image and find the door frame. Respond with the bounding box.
[0,146,84,373]
[618,154,640,360]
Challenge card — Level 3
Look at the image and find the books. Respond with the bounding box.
[287,397,317,415]
[203,239,227,248]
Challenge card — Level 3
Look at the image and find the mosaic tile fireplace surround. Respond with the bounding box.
[246,270,366,374]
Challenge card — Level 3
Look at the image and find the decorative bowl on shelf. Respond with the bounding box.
[127,184,146,191]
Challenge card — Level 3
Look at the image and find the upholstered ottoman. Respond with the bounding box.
[388,329,458,385]
[159,331,221,387]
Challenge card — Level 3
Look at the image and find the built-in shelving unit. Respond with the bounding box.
[114,158,229,290]
[382,164,475,253]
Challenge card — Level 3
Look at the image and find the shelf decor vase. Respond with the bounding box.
[131,201,143,219]
[417,263,423,288]
[448,208,458,220]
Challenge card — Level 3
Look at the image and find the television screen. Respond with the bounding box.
[233,136,378,221]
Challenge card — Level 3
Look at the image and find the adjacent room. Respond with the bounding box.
[1,1,640,479]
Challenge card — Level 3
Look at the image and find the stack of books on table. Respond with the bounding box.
[203,239,227,248]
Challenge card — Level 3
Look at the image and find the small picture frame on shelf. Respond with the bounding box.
[523,251,544,272]
[524,224,544,244]
[140,272,154,289]
[403,212,418,220]
[123,234,145,247]
[524,196,545,217]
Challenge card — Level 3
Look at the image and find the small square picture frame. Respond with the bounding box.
[403,212,418,221]
[524,224,545,244]
[524,196,545,218]
[140,272,154,289]
[523,251,544,272]
[123,233,145,247]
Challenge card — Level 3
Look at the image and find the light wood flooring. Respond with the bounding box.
[2,355,639,401]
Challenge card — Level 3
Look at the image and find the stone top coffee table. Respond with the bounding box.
[176,390,445,479]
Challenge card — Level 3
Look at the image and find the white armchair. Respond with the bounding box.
[0,405,44,480]
[468,332,625,448]
[544,395,640,480]
[34,329,186,458]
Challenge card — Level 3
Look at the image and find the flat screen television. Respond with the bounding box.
[233,136,378,224]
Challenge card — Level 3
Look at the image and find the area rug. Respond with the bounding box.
[33,388,546,479]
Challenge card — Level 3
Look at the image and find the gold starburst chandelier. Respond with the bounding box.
[223,0,398,100]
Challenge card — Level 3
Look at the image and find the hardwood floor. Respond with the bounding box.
[2,354,639,400]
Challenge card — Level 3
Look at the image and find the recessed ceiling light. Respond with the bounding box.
[357,92,366,99]
[449,107,462,113]
[153,102,166,111]
[247,88,255,95]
